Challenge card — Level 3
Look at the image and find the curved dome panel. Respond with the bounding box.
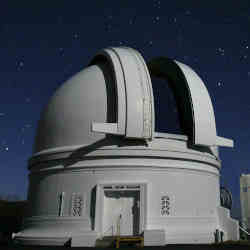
[175,61,217,146]
[33,64,110,154]
[90,47,154,139]
[147,57,233,147]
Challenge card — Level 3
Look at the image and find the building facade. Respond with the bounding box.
[14,47,239,246]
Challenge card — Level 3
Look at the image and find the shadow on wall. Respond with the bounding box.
[90,186,97,230]
[0,200,28,244]
[28,134,217,175]
[62,136,147,168]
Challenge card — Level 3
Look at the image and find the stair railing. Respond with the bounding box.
[117,214,122,237]
[103,225,115,236]
[239,226,250,236]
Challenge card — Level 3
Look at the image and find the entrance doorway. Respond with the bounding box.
[102,186,140,236]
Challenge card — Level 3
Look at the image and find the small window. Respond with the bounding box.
[58,192,65,216]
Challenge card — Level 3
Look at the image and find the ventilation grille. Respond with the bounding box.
[71,193,84,216]
[161,195,170,216]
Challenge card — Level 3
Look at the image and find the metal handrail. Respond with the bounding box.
[103,225,114,236]
[239,226,250,236]
[102,214,122,238]
[117,214,122,237]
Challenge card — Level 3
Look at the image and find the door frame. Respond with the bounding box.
[94,182,147,236]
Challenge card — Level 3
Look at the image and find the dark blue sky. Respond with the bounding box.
[0,1,250,218]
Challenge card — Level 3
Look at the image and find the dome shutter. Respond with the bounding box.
[147,57,233,147]
[90,47,154,140]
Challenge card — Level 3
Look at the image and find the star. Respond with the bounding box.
[154,0,161,8]
[73,33,79,39]
[217,48,225,56]
[16,61,24,71]
[153,16,160,24]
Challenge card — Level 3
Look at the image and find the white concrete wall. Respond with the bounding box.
[27,166,220,219]
[21,159,222,244]
[16,151,240,246]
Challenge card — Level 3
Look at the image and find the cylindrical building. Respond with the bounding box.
[240,174,250,232]
[15,47,239,246]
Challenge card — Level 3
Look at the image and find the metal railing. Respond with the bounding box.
[239,226,250,236]
[117,214,122,237]
[103,214,122,237]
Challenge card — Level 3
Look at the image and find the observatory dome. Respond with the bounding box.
[15,47,239,247]
[33,46,232,159]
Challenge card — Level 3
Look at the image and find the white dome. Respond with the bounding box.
[33,46,233,157]
[33,63,110,154]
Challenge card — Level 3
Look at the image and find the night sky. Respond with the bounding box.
[1,1,250,219]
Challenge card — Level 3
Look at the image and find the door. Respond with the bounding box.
[103,190,140,236]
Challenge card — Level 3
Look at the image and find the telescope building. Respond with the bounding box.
[14,47,239,246]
